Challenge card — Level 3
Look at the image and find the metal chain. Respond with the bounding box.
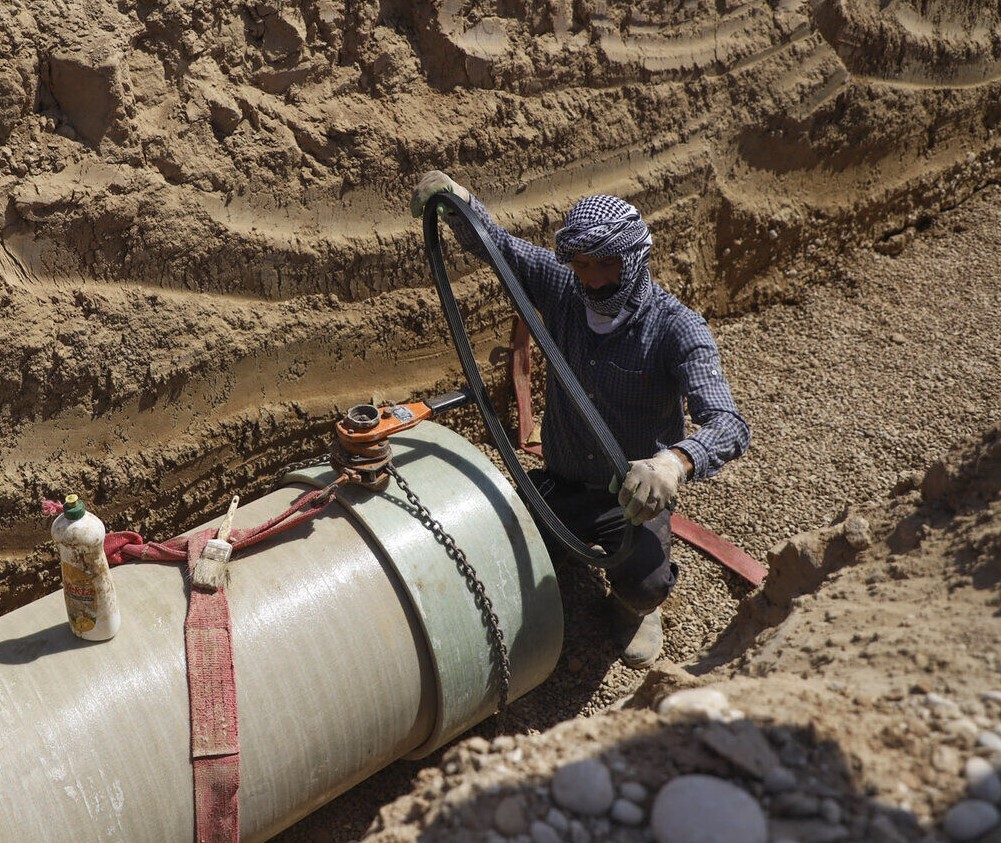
[270,453,512,723]
[268,453,331,492]
[385,463,512,724]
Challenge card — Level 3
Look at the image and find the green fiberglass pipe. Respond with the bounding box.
[0,422,562,841]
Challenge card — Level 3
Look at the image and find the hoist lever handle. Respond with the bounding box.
[337,388,470,447]
[425,387,473,417]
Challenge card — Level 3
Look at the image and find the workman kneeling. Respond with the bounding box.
[411,172,750,669]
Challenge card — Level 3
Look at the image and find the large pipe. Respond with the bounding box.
[0,422,562,841]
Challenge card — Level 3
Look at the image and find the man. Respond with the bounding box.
[411,171,750,669]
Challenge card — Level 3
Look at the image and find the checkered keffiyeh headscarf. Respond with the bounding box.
[554,195,654,316]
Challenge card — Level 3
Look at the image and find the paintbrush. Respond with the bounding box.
[192,495,239,591]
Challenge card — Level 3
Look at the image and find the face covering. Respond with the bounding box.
[554,195,654,316]
[584,282,620,302]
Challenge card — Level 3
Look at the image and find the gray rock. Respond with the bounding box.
[699,720,781,779]
[530,820,563,843]
[942,800,1001,842]
[551,759,614,816]
[866,813,908,843]
[779,739,811,768]
[568,819,590,843]
[494,793,530,836]
[978,731,1001,754]
[620,781,649,803]
[611,798,645,825]
[545,807,569,832]
[764,765,799,794]
[651,775,767,843]
[965,756,1001,803]
[773,791,821,818]
[820,797,843,825]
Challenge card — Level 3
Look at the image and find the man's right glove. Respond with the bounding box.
[410,170,471,218]
[610,449,688,525]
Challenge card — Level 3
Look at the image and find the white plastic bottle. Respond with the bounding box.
[51,494,121,641]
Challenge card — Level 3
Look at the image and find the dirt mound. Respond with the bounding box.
[3,1,1001,609]
[339,425,1001,842]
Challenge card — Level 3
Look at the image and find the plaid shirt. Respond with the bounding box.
[449,197,750,486]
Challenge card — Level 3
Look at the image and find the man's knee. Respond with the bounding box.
[607,514,678,613]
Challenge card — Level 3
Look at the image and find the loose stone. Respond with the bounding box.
[610,798,645,825]
[530,820,563,843]
[965,756,1001,803]
[820,797,843,824]
[977,731,1001,754]
[551,759,615,816]
[656,687,737,722]
[466,736,492,754]
[494,794,530,836]
[650,775,767,843]
[773,791,821,818]
[568,819,590,843]
[932,744,962,774]
[866,813,908,843]
[764,765,799,794]
[926,692,959,712]
[545,807,569,832]
[591,818,611,839]
[942,799,1001,842]
[620,781,648,803]
[492,735,516,752]
[945,718,980,742]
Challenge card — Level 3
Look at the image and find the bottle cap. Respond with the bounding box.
[63,494,86,521]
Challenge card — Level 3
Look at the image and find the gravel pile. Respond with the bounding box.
[504,182,1001,721]
[360,682,1001,843]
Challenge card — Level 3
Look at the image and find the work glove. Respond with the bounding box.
[410,170,471,218]
[609,449,688,525]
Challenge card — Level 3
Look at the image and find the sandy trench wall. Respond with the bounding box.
[1,0,1001,612]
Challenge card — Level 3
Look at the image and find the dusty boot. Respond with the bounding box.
[611,600,664,669]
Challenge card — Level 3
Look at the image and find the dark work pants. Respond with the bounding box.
[526,469,679,614]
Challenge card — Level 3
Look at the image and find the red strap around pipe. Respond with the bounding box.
[98,483,340,842]
[185,531,240,843]
[104,487,336,566]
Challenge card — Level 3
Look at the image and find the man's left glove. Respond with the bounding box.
[410,170,471,218]
[610,450,688,525]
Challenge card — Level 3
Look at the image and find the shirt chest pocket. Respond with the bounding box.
[598,360,651,408]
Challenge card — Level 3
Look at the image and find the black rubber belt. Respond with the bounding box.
[423,192,635,568]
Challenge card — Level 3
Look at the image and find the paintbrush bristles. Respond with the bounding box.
[192,496,240,591]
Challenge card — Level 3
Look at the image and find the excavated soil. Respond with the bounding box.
[1,1,1000,841]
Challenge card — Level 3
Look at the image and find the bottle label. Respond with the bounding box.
[61,562,98,635]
